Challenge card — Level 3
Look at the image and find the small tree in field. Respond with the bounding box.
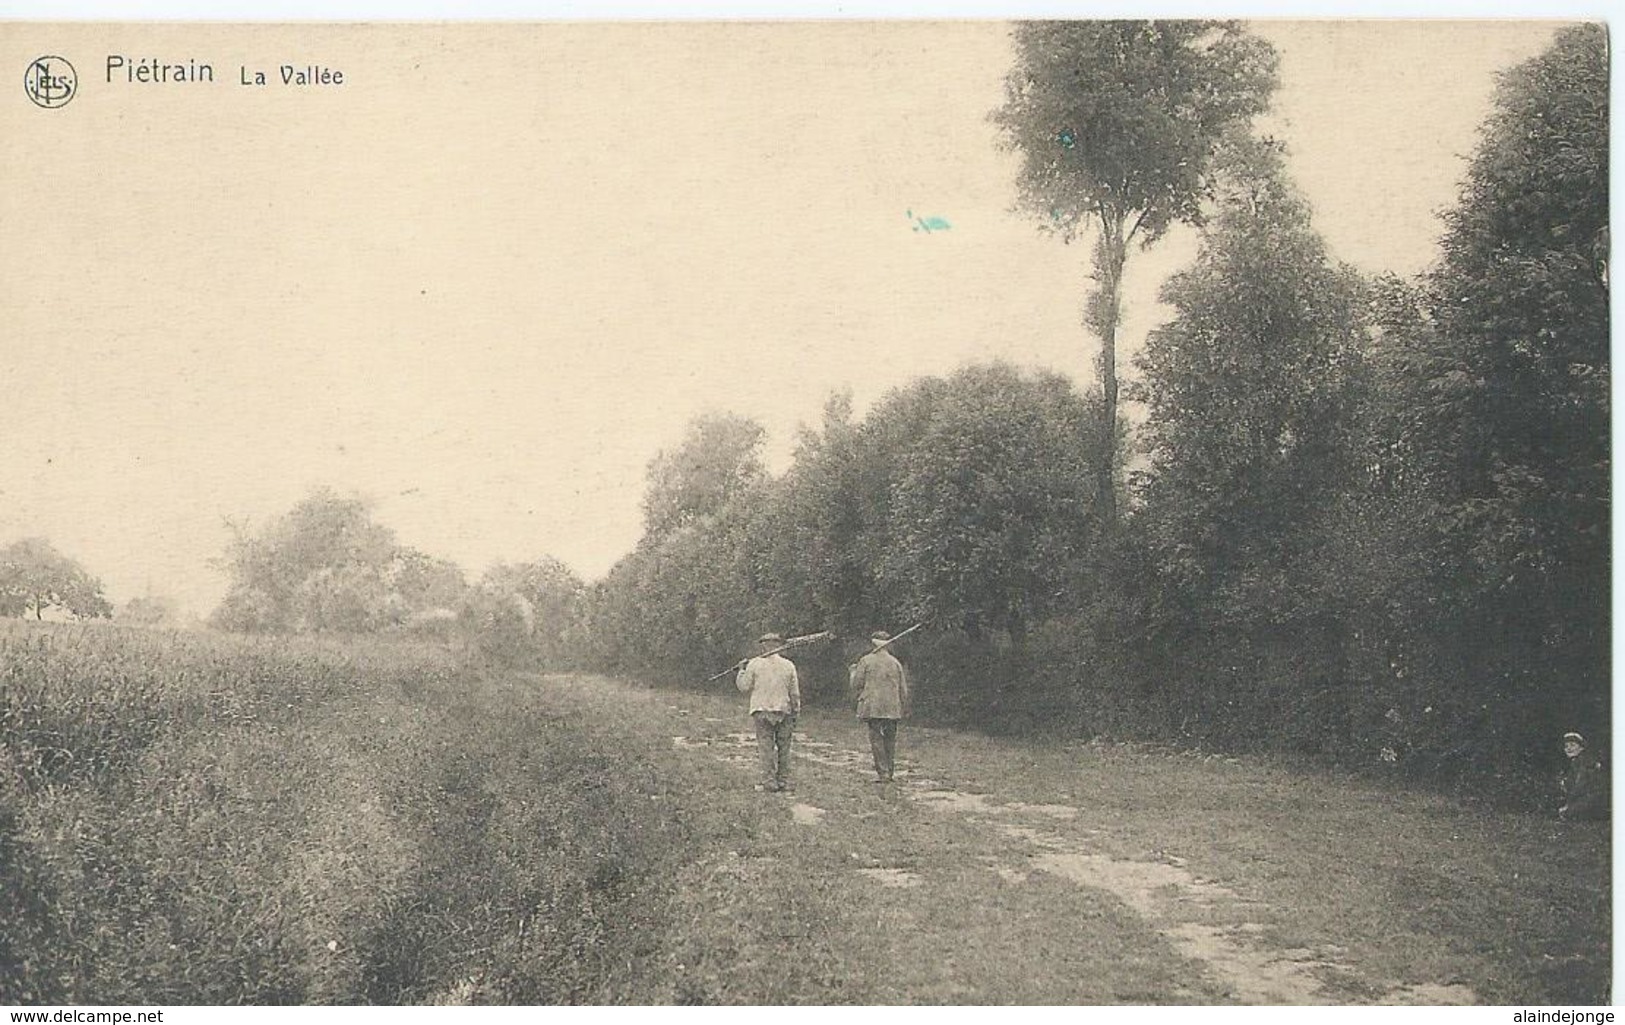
[994,20,1278,527]
[0,538,113,620]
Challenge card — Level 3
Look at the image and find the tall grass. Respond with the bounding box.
[0,621,692,1004]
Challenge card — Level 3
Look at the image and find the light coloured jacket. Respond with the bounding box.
[736,653,800,715]
[850,648,909,720]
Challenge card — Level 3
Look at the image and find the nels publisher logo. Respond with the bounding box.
[24,55,76,108]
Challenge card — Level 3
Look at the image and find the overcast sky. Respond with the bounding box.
[0,20,1565,614]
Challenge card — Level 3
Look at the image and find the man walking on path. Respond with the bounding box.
[736,632,801,792]
[851,630,910,782]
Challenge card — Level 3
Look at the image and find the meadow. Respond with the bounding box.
[0,621,700,1004]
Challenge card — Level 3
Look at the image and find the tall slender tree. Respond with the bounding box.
[994,20,1277,527]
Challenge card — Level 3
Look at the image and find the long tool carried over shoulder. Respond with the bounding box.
[849,622,924,667]
[706,630,834,683]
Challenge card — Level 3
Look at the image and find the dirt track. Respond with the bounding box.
[582,668,1497,1008]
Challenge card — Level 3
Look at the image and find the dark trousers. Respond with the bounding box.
[865,717,899,779]
[753,711,795,788]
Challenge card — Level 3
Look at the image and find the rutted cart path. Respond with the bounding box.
[662,703,1477,1006]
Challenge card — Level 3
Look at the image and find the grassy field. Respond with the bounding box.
[0,623,1610,1004]
[0,623,701,1004]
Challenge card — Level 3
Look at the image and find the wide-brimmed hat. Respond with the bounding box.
[870,630,891,644]
[758,632,783,644]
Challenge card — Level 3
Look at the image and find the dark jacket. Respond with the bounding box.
[1562,755,1608,820]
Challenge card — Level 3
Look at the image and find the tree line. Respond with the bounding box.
[207,488,585,667]
[3,23,1603,796]
[579,23,1609,790]
[0,494,586,671]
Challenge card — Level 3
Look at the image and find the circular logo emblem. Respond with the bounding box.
[24,56,76,109]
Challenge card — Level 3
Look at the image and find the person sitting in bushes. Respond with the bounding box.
[1559,731,1607,821]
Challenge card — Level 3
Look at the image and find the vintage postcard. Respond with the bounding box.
[0,17,1608,1011]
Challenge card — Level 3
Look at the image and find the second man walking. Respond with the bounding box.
[850,630,910,783]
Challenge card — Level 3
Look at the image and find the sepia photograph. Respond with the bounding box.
[0,11,1610,1009]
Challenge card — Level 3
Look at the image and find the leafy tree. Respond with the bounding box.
[578,515,761,683]
[837,376,952,626]
[585,371,1107,692]
[1130,139,1369,747]
[994,20,1278,526]
[0,538,113,621]
[1135,140,1367,605]
[470,557,586,666]
[388,548,468,620]
[641,414,767,537]
[1429,23,1608,645]
[758,392,877,640]
[295,562,393,634]
[1370,24,1610,765]
[480,558,582,627]
[878,364,1098,643]
[581,411,776,677]
[211,489,451,634]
